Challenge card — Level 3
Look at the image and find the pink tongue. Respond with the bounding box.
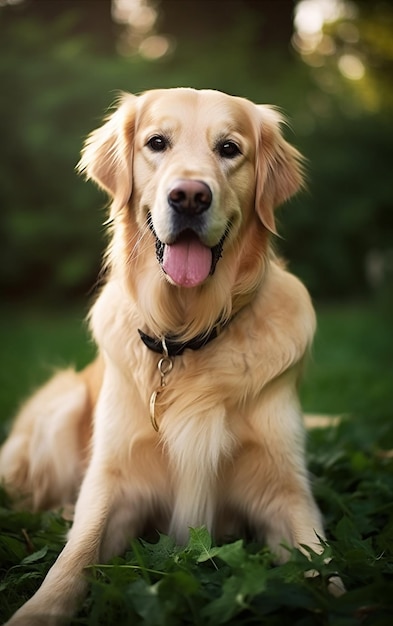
[162,236,212,287]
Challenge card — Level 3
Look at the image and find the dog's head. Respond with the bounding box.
[79,88,303,288]
[79,88,304,337]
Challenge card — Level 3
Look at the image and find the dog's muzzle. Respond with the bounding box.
[147,180,229,288]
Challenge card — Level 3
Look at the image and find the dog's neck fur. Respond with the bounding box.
[108,210,270,342]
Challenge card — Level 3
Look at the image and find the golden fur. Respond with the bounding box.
[1,88,339,624]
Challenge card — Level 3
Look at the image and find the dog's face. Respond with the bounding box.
[132,89,259,288]
[79,88,303,292]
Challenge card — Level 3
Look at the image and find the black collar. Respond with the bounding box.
[138,326,221,356]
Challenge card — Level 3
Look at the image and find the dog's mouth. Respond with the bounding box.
[148,216,228,288]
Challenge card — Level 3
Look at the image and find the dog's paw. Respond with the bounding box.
[305,568,346,596]
[327,574,346,597]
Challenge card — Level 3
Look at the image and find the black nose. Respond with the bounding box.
[168,180,212,215]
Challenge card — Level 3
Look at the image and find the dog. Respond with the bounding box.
[0,88,340,624]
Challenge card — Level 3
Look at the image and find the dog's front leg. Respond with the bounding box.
[4,369,148,626]
[4,462,122,626]
[227,384,345,595]
[228,383,325,558]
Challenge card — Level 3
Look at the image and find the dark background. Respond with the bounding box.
[0,0,392,306]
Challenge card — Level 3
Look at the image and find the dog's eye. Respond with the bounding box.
[146,135,169,152]
[218,140,241,159]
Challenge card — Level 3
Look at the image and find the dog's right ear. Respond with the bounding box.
[78,93,137,217]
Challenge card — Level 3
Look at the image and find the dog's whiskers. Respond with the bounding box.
[126,221,152,265]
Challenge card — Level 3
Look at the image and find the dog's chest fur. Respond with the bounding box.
[90,263,315,542]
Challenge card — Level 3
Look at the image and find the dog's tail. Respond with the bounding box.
[0,359,102,510]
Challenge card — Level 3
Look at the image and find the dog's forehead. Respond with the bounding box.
[137,88,257,136]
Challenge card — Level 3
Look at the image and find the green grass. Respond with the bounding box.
[301,304,393,421]
[0,306,95,434]
[0,303,393,625]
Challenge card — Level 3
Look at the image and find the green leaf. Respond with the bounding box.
[20,546,49,565]
[159,570,199,597]
[203,575,249,624]
[126,578,164,625]
[209,540,246,568]
[187,527,218,567]
[203,544,269,624]
[137,533,177,571]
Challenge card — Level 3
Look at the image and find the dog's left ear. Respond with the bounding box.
[255,106,304,235]
[78,93,137,217]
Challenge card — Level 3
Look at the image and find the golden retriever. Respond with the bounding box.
[0,88,340,624]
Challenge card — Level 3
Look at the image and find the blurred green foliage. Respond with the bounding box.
[0,0,392,304]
